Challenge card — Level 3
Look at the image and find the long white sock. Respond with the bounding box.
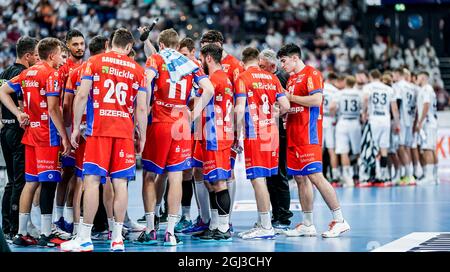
[166,214,179,235]
[155,204,161,217]
[209,209,219,230]
[112,222,123,241]
[18,213,30,235]
[303,211,313,226]
[259,211,272,230]
[65,207,73,223]
[107,217,114,232]
[182,206,191,221]
[414,163,423,177]
[227,180,236,216]
[56,206,64,220]
[73,223,79,236]
[343,166,351,179]
[332,208,344,223]
[332,168,340,180]
[425,164,434,180]
[194,180,210,223]
[218,215,230,233]
[41,214,52,236]
[406,163,413,177]
[145,212,155,233]
[78,223,93,241]
[434,163,439,181]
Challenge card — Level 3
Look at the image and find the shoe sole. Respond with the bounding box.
[285,233,317,237]
[133,241,158,245]
[322,227,350,238]
[61,248,94,252]
[241,235,276,240]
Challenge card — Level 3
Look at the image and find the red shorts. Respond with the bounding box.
[75,138,86,178]
[142,122,192,174]
[25,145,61,182]
[192,141,232,182]
[83,136,135,182]
[244,138,279,179]
[286,144,323,176]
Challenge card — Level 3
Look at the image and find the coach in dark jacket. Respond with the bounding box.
[0,36,39,239]
[258,49,293,228]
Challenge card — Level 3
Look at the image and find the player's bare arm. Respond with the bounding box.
[47,95,70,156]
[390,101,401,134]
[416,102,430,132]
[145,69,156,113]
[287,92,323,107]
[234,96,246,141]
[0,83,29,126]
[71,78,92,148]
[63,91,74,128]
[135,90,148,155]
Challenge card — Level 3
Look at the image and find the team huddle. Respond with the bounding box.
[0,25,436,253]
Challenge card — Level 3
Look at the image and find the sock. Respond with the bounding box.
[218,215,230,233]
[65,207,73,223]
[56,206,64,220]
[73,223,79,236]
[303,211,313,226]
[400,166,406,177]
[111,222,123,242]
[226,180,236,216]
[166,214,179,235]
[434,163,438,181]
[209,191,219,230]
[332,168,340,180]
[41,214,52,236]
[194,180,211,223]
[259,211,272,230]
[332,208,344,223]
[145,212,155,233]
[343,166,351,179]
[18,213,30,235]
[80,216,83,224]
[182,206,191,221]
[107,217,114,232]
[406,163,413,177]
[78,223,93,241]
[425,164,434,180]
[181,178,193,207]
[155,204,161,217]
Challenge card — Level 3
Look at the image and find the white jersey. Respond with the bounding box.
[335,88,362,120]
[363,81,394,123]
[417,84,437,127]
[394,80,417,126]
[323,82,339,128]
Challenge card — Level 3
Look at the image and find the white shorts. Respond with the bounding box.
[399,122,414,147]
[420,125,437,150]
[389,133,399,154]
[412,132,419,149]
[370,122,390,150]
[323,126,335,149]
[335,119,361,155]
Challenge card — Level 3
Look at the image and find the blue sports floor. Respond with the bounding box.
[6,164,450,252]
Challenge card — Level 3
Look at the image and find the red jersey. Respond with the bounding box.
[60,58,82,95]
[66,62,87,122]
[235,66,285,139]
[203,69,234,150]
[285,65,324,147]
[145,53,207,123]
[81,51,146,139]
[7,61,62,147]
[221,54,244,84]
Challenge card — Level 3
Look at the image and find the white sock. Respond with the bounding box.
[406,163,413,177]
[73,223,79,236]
[18,213,30,235]
[182,206,191,221]
[332,168,340,180]
[112,222,123,242]
[415,163,423,177]
[65,207,73,223]
[434,163,439,181]
[107,217,114,232]
[400,166,406,177]
[145,212,155,233]
[332,208,344,223]
[259,211,272,230]
[303,211,313,226]
[218,215,230,233]
[78,223,93,241]
[227,180,236,216]
[155,204,161,217]
[209,209,219,230]
[194,180,211,223]
[56,206,64,220]
[80,216,83,224]
[343,166,351,179]
[41,214,52,236]
[166,214,179,235]
[425,164,434,180]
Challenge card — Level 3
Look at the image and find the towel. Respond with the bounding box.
[159,48,199,83]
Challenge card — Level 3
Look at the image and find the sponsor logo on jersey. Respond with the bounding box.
[26,70,38,77]
[289,106,304,113]
[252,82,276,91]
[99,109,130,118]
[102,66,135,80]
[21,80,39,88]
[101,57,136,69]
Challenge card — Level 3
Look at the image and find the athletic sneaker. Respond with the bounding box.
[12,234,37,246]
[60,238,94,252]
[416,177,434,186]
[272,222,290,234]
[283,224,317,237]
[91,230,109,241]
[64,222,74,234]
[240,227,275,240]
[155,216,160,231]
[110,239,125,251]
[237,222,260,238]
[175,216,193,233]
[54,217,71,232]
[37,234,58,247]
[27,221,40,238]
[197,228,217,241]
[137,215,146,224]
[123,219,146,232]
[356,181,372,188]
[163,232,183,246]
[52,225,71,240]
[342,177,354,188]
[212,229,233,242]
[182,219,209,235]
[133,230,158,245]
[322,220,350,238]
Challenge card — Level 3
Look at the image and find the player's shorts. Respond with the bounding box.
[287,144,322,176]
[25,145,61,182]
[244,138,278,180]
[142,122,192,174]
[412,132,419,149]
[61,151,76,168]
[83,136,135,183]
[389,132,400,154]
[399,123,414,147]
[322,126,335,149]
[192,141,232,182]
[370,122,390,150]
[335,119,361,155]
[419,124,437,150]
[75,138,86,178]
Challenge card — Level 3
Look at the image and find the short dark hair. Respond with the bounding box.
[37,37,62,60]
[200,30,224,45]
[327,72,338,81]
[108,29,116,48]
[241,47,260,64]
[65,29,84,43]
[369,69,381,79]
[179,37,195,52]
[277,43,302,59]
[16,36,39,58]
[89,35,108,56]
[112,28,135,49]
[200,44,222,64]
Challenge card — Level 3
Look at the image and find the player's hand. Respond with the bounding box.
[415,122,422,133]
[17,112,29,127]
[61,136,71,156]
[71,128,80,149]
[231,139,243,154]
[273,103,280,119]
[284,91,292,101]
[136,138,146,156]
[138,26,147,35]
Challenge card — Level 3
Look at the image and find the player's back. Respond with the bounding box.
[364,81,393,123]
[83,51,145,139]
[221,54,244,84]
[323,82,338,126]
[396,80,417,126]
[337,88,362,120]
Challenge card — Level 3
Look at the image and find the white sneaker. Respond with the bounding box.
[110,239,125,251]
[123,219,146,232]
[416,177,433,186]
[342,176,354,188]
[52,225,71,240]
[322,220,350,238]
[27,221,40,239]
[283,224,317,237]
[237,222,260,238]
[60,238,94,252]
[241,227,275,240]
